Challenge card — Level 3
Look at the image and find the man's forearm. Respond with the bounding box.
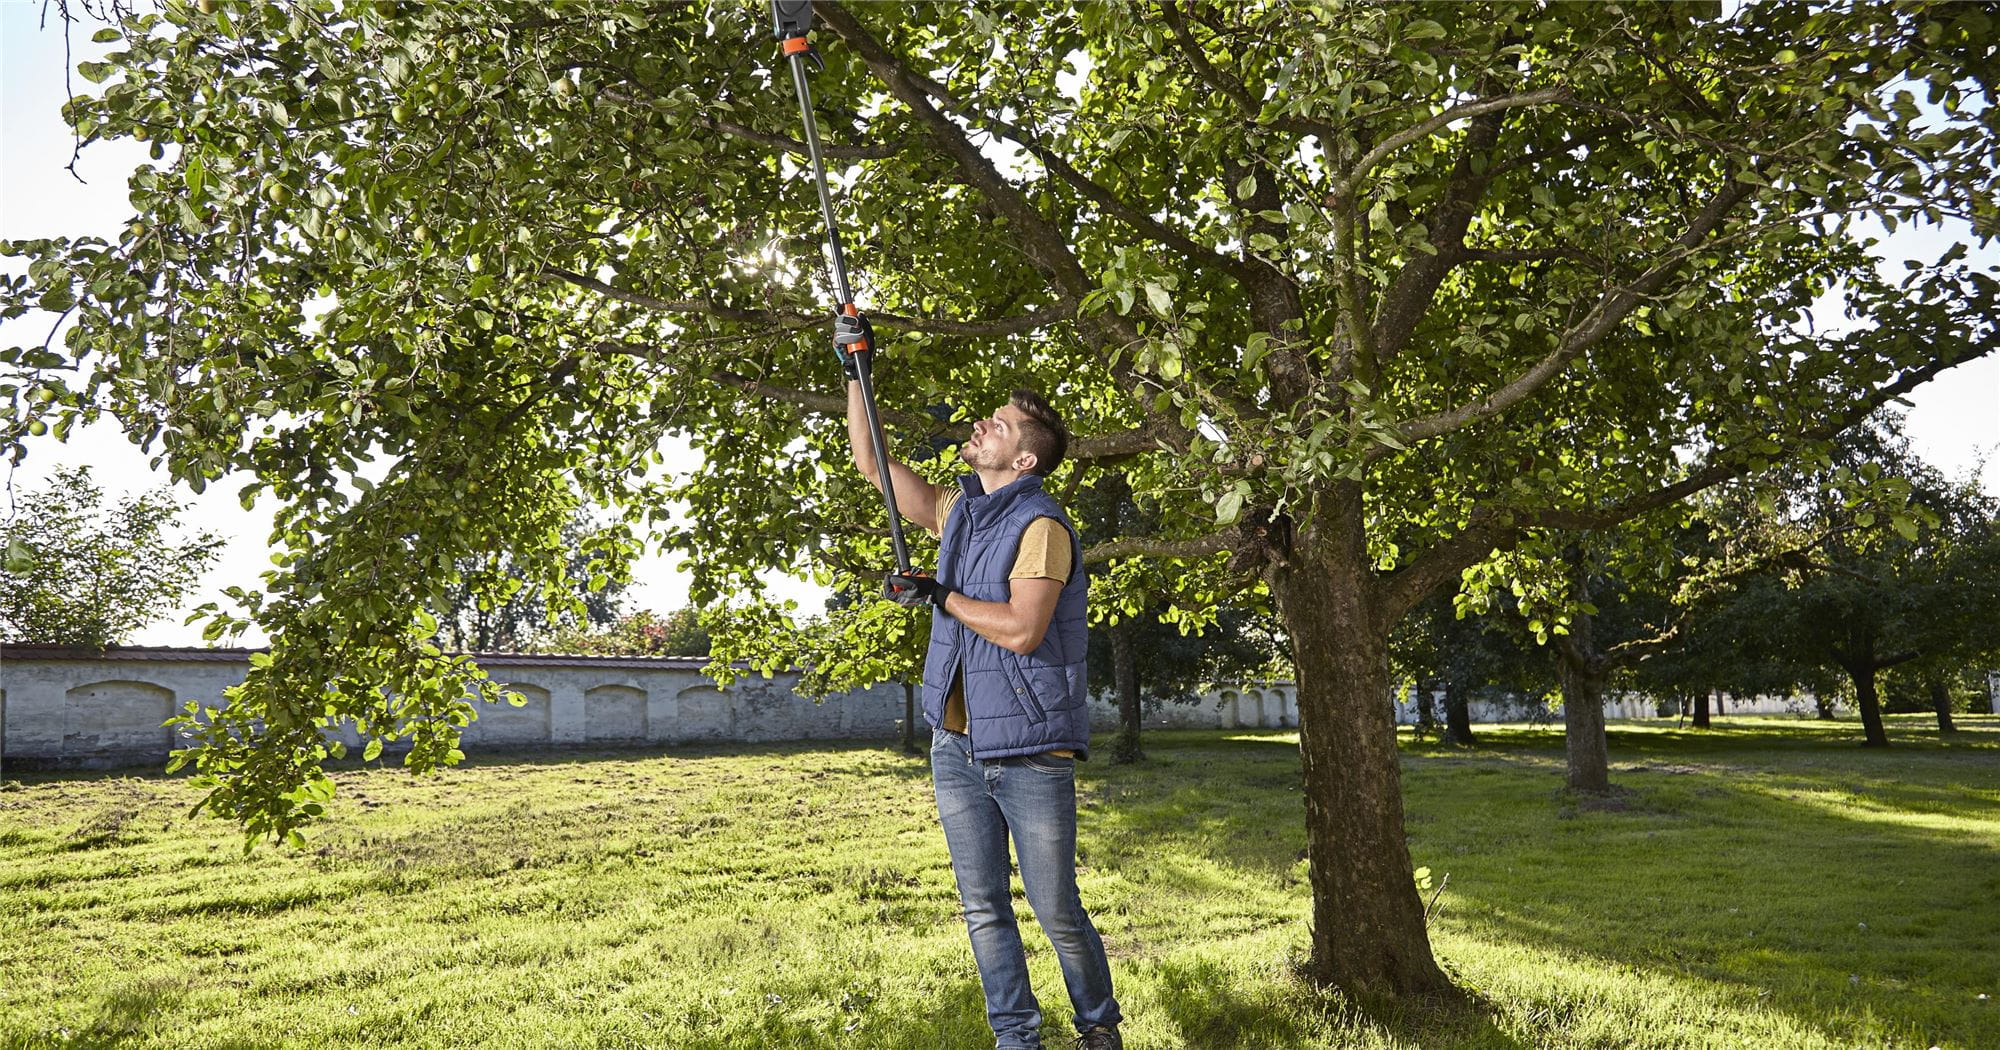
[847,378,876,479]
[940,591,1048,656]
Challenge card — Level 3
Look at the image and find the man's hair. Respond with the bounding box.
[1009,388,1068,477]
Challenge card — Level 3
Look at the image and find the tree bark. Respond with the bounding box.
[1111,620,1144,763]
[1441,679,1476,745]
[1850,664,1891,747]
[1928,677,1957,735]
[1815,692,1836,720]
[1270,488,1457,1003]
[1553,557,1612,795]
[1692,690,1712,729]
[1554,655,1611,795]
[1415,679,1439,736]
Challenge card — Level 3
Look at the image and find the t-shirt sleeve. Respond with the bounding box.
[932,487,962,539]
[1009,517,1073,584]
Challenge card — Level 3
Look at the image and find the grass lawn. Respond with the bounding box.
[1,714,1995,1049]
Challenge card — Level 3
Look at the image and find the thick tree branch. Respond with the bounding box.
[890,64,1250,283]
[542,266,1069,337]
[1069,418,1185,461]
[1370,108,1508,363]
[817,4,1095,309]
[1376,509,1516,627]
[1385,178,1756,450]
[1520,340,1994,533]
[1378,337,1994,627]
[1083,529,1239,565]
[1158,2,1330,141]
[1337,87,1570,197]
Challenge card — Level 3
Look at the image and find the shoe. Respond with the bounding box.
[1075,1026,1122,1050]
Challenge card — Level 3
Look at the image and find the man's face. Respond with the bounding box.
[959,403,1033,474]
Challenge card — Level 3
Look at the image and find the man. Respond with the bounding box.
[844,354,1122,1050]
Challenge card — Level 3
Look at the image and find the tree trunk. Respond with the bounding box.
[1415,679,1439,736]
[1850,664,1891,748]
[1553,558,1612,795]
[1692,690,1711,729]
[901,680,918,754]
[1441,679,1476,745]
[1269,494,1457,1003]
[1928,677,1957,735]
[1111,620,1143,763]
[1554,655,1611,795]
[1815,692,1836,720]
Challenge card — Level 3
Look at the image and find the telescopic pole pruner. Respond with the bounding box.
[771,0,915,579]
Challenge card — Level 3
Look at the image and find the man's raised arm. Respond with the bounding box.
[848,376,943,535]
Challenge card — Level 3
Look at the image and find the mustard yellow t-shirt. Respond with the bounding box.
[931,488,1074,756]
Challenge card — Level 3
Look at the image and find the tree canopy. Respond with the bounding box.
[5,0,1996,1003]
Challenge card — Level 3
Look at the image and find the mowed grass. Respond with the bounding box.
[2,715,1996,1049]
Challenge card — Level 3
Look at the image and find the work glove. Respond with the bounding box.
[833,310,876,381]
[885,570,947,609]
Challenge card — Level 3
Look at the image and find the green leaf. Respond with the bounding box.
[363,738,384,762]
[1216,489,1245,525]
[1144,282,1172,316]
[1235,174,1256,200]
[4,538,37,573]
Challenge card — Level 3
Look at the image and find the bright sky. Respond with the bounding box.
[3,3,1996,646]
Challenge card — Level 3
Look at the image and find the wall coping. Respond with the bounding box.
[0,643,722,672]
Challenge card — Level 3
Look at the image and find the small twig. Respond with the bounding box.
[1424,872,1450,922]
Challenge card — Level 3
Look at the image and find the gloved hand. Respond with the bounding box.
[885,570,947,609]
[833,310,876,381]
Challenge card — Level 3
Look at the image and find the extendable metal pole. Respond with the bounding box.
[778,23,914,575]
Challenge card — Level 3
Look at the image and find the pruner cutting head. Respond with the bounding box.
[771,0,812,41]
[771,0,822,72]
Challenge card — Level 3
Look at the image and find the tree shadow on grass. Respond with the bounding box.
[1428,763,2000,1048]
[17,975,193,1048]
[1148,953,1535,1050]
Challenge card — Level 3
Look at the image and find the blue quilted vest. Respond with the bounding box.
[922,473,1091,760]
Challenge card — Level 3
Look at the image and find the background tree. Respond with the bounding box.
[1085,604,1289,762]
[432,510,629,652]
[1391,591,1550,746]
[707,589,932,752]
[541,606,711,658]
[0,465,223,648]
[6,1,1996,1004]
[1723,419,2000,746]
[1076,472,1289,761]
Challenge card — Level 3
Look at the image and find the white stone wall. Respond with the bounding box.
[4,646,1877,772]
[0,649,908,771]
[1083,682,1300,731]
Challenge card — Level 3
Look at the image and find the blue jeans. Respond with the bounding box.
[931,729,1121,1048]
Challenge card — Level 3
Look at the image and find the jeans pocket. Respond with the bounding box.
[1020,751,1075,775]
